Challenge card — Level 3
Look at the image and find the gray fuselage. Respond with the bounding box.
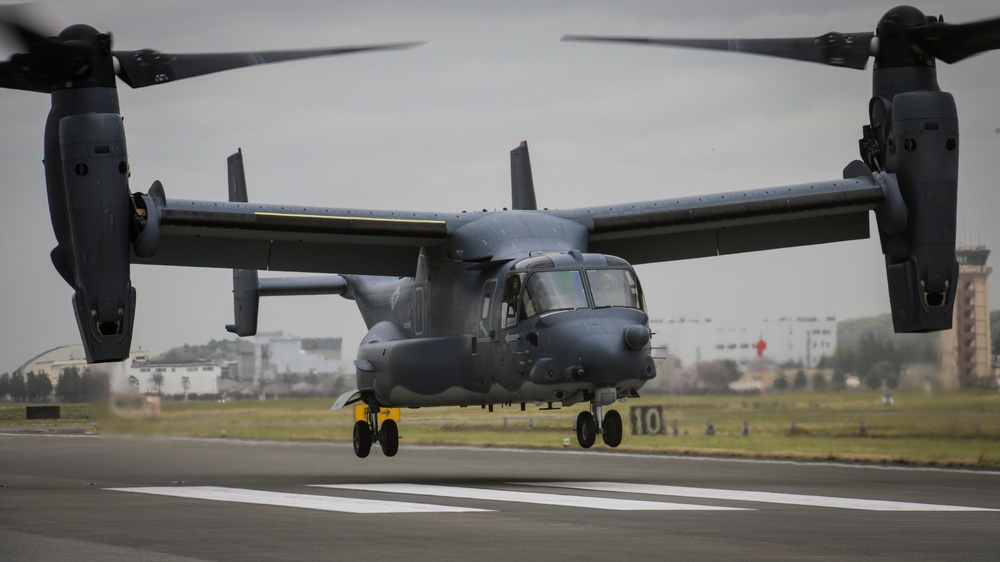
[347,239,655,409]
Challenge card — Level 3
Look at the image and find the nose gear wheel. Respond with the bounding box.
[576,411,597,448]
[575,390,623,448]
[601,409,623,447]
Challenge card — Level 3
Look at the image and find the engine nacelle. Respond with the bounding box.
[875,91,959,333]
[59,113,136,362]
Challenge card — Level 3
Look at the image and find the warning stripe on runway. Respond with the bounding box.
[107,486,489,514]
[524,482,999,512]
[312,483,749,511]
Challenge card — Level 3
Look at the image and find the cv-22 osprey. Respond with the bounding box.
[2,5,998,456]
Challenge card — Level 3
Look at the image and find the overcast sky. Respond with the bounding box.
[1,1,998,372]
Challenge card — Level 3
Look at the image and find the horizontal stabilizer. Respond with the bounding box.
[226,273,349,337]
[259,276,349,297]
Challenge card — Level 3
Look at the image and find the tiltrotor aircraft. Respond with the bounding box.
[3,5,998,457]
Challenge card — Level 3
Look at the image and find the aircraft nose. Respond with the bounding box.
[623,324,650,350]
[569,329,653,384]
[526,312,655,385]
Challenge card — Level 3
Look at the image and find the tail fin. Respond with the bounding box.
[226,269,261,337]
[510,141,537,210]
[225,149,260,336]
[224,149,348,337]
[228,148,249,203]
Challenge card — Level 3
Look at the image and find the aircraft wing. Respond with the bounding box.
[139,164,886,275]
[133,199,454,276]
[552,170,885,264]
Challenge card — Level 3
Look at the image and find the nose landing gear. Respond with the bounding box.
[602,408,623,447]
[576,410,597,448]
[352,403,399,458]
[575,387,623,448]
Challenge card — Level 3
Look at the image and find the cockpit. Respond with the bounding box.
[499,253,645,328]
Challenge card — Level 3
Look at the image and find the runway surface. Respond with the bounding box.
[2,431,998,561]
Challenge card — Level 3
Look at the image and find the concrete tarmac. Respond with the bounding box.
[2,432,998,561]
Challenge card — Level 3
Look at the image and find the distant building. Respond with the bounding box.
[14,345,99,400]
[118,351,222,397]
[14,332,354,399]
[939,245,995,388]
[16,344,91,388]
[252,332,352,393]
[13,346,221,398]
[650,316,836,369]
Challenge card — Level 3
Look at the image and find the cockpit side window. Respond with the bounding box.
[500,273,524,329]
[521,270,589,319]
[588,268,644,311]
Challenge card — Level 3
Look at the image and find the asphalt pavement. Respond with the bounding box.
[2,431,998,561]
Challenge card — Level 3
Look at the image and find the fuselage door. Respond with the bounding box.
[478,279,497,342]
[476,279,497,377]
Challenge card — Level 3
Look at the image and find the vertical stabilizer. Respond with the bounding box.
[510,141,537,210]
[228,148,249,203]
[225,149,260,336]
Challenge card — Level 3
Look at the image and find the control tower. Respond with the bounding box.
[939,246,994,387]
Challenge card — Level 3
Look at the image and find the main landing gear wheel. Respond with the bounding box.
[602,409,623,448]
[379,419,399,457]
[353,420,372,458]
[352,404,399,459]
[576,411,597,448]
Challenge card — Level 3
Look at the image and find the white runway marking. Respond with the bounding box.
[108,486,489,514]
[313,483,748,511]
[108,482,996,515]
[526,482,999,512]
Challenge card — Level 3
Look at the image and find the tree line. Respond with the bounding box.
[817,328,939,390]
[0,367,107,403]
[772,369,843,392]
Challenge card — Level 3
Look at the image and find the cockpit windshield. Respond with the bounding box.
[500,266,645,327]
[521,270,589,318]
[587,268,643,309]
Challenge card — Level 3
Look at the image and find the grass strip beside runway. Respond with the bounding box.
[2,389,998,467]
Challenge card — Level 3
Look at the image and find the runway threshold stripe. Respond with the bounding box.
[107,486,489,514]
[526,482,999,512]
[312,483,748,511]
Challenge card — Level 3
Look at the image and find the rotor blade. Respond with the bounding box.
[562,32,874,69]
[0,60,49,92]
[909,15,1000,64]
[0,4,56,53]
[114,41,423,88]
[0,4,95,91]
